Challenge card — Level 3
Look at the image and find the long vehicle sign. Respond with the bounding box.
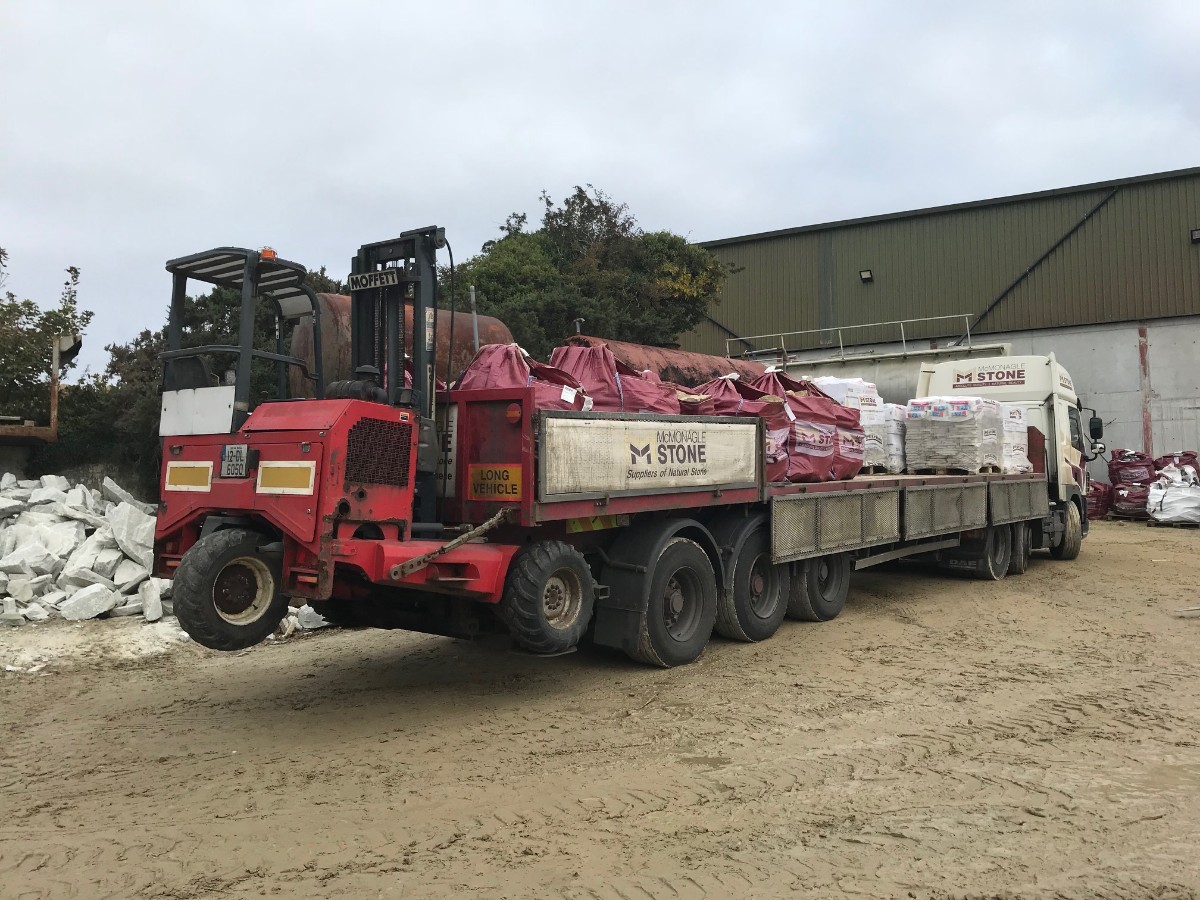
[539,416,759,499]
[347,269,401,291]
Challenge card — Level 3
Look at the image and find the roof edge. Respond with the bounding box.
[699,166,1200,248]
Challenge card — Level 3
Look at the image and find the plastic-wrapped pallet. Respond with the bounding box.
[904,396,1002,473]
[861,403,906,473]
[1000,403,1032,474]
[810,376,882,413]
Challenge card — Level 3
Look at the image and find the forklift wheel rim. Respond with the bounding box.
[212,556,275,625]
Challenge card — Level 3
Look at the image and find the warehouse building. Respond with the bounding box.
[687,167,1200,470]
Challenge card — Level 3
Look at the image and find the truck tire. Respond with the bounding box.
[715,528,790,642]
[974,525,1012,581]
[1007,521,1031,576]
[628,537,717,668]
[173,528,288,651]
[1050,502,1083,561]
[500,541,594,654]
[786,553,850,622]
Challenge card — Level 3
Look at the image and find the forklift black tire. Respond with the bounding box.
[974,524,1013,581]
[173,528,288,651]
[500,541,595,654]
[1050,502,1083,561]
[715,528,790,642]
[1007,521,1032,576]
[628,537,717,668]
[787,553,850,622]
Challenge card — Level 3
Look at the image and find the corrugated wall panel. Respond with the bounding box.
[693,171,1200,354]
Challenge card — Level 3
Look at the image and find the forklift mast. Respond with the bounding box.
[348,227,445,523]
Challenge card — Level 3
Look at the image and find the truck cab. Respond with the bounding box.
[917,353,1103,555]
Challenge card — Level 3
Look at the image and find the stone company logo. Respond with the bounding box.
[953,365,1026,389]
[627,430,710,479]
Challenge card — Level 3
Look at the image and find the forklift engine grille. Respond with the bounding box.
[345,418,412,487]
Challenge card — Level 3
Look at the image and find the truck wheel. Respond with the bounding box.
[500,541,594,654]
[715,528,790,642]
[787,553,850,622]
[1050,502,1083,561]
[629,537,717,667]
[974,525,1012,580]
[173,528,288,651]
[1007,521,1032,576]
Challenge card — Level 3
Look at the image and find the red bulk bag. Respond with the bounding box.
[1154,450,1199,473]
[549,345,680,414]
[1111,483,1150,518]
[456,344,589,411]
[694,377,792,483]
[1086,481,1112,520]
[1107,449,1155,485]
[749,371,862,482]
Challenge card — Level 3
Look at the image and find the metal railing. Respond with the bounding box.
[726,314,974,362]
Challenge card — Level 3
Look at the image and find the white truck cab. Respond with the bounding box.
[917,354,1104,557]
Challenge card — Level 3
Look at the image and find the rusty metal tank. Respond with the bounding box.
[563,335,764,387]
[289,293,514,395]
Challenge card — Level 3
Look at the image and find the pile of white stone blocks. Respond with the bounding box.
[0,472,172,627]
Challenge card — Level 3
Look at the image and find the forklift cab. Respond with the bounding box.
[159,247,324,437]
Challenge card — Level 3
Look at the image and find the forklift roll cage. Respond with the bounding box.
[162,247,324,423]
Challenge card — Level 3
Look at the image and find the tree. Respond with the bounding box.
[0,249,93,423]
[446,186,729,360]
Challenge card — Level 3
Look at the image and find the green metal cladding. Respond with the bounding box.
[688,168,1200,356]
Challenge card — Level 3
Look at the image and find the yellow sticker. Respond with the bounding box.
[566,515,623,533]
[468,464,523,501]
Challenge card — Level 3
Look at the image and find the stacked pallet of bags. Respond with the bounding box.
[548,344,681,414]
[1086,481,1113,520]
[456,344,592,410]
[1107,449,1155,518]
[749,371,863,481]
[1147,463,1200,524]
[810,376,881,413]
[693,376,793,483]
[862,404,906,473]
[904,397,1003,473]
[1000,404,1033,474]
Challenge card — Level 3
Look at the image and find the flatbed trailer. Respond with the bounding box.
[153,233,1076,669]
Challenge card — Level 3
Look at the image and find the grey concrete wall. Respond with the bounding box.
[784,315,1200,482]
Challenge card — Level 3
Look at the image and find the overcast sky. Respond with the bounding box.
[2,0,1198,375]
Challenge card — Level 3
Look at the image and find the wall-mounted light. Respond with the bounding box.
[1191,227,1200,244]
[859,269,874,283]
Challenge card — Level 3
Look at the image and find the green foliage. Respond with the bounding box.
[448,186,728,360]
[0,251,93,423]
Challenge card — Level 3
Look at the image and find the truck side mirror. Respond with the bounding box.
[1088,416,1104,440]
[1090,441,1106,457]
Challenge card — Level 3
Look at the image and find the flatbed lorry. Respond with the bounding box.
[154,232,1102,668]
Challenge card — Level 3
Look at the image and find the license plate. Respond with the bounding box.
[221,444,248,478]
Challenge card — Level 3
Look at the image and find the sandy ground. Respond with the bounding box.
[2,520,1199,900]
